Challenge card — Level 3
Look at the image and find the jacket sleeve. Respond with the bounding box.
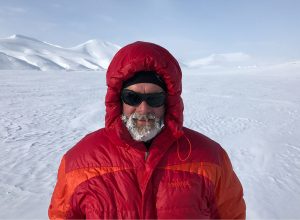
[48,156,69,220]
[212,149,246,219]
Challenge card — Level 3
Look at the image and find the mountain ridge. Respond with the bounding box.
[0,34,120,71]
[1,34,299,71]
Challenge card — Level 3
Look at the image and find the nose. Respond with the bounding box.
[136,100,152,114]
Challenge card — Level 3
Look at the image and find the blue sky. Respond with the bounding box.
[0,0,299,63]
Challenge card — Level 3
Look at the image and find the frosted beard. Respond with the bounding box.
[121,112,164,142]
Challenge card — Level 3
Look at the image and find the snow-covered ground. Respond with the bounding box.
[0,63,300,219]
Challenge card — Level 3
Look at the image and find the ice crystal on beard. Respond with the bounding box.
[121,113,164,142]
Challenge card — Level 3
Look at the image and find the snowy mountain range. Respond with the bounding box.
[0,34,121,71]
[1,34,299,71]
[184,52,252,68]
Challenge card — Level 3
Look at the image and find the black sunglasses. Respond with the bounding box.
[121,89,166,107]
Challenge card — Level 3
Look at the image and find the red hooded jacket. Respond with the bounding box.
[48,42,246,219]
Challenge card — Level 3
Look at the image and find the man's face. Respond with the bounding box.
[121,83,165,141]
[122,83,165,125]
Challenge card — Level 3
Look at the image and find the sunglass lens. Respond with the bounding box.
[122,90,165,107]
[122,90,142,106]
[146,93,165,107]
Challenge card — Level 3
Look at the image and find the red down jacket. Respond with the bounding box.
[49,42,246,219]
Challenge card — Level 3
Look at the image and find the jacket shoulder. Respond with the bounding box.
[182,127,225,165]
[64,128,111,172]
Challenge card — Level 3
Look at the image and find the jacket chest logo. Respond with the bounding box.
[167,179,191,189]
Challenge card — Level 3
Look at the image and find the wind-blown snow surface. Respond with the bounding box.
[0,64,300,219]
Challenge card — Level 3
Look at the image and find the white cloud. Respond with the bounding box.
[0,6,27,14]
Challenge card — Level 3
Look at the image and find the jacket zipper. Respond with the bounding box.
[141,150,149,218]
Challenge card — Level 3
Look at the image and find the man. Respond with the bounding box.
[49,41,246,219]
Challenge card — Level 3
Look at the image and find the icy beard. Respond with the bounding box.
[121,112,164,142]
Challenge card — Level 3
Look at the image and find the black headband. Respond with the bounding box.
[122,71,167,91]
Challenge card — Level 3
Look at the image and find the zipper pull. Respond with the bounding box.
[145,151,149,161]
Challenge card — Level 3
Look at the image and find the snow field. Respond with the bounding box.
[0,66,300,219]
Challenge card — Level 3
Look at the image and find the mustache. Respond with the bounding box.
[121,112,164,142]
[131,113,157,121]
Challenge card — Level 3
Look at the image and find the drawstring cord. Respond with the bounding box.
[177,134,192,162]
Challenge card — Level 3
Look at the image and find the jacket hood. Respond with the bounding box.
[105,41,184,139]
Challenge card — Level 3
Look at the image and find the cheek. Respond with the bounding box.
[122,104,136,116]
[123,103,165,118]
[154,106,165,118]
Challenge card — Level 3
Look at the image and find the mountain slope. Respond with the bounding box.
[0,35,120,71]
[0,51,40,70]
[184,52,252,68]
